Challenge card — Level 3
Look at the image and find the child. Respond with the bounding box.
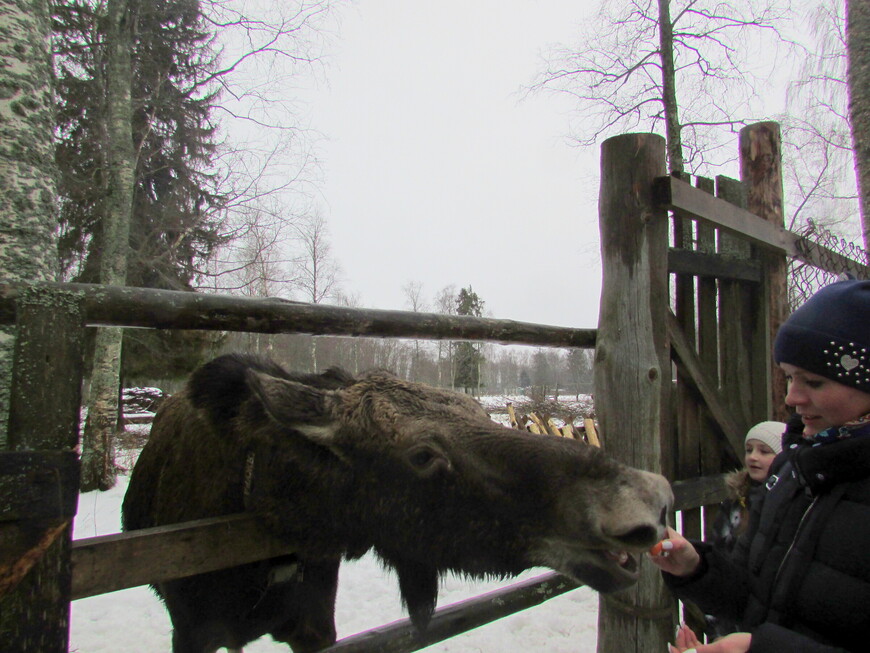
[711,420,785,553]
[651,279,870,653]
[704,421,785,640]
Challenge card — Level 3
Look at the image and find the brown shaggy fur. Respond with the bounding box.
[123,354,672,653]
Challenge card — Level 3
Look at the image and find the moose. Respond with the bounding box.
[122,353,673,653]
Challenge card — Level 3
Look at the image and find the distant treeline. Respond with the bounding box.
[136,331,595,397]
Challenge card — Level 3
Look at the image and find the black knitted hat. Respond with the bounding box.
[774,279,870,393]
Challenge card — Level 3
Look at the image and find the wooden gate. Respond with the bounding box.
[593,124,868,653]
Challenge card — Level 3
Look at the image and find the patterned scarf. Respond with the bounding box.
[809,412,870,445]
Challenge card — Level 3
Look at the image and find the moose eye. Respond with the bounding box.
[408,448,436,468]
[405,444,450,477]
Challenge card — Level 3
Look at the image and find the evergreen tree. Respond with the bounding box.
[453,286,484,394]
[54,0,225,383]
[54,0,226,489]
[567,348,594,398]
[518,368,532,390]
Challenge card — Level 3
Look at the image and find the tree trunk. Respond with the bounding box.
[1,297,84,651]
[658,0,684,175]
[0,0,57,445]
[847,0,870,253]
[740,122,788,422]
[595,133,674,653]
[80,0,135,491]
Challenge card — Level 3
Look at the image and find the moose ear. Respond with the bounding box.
[245,370,339,446]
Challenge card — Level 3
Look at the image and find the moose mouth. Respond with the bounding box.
[531,538,647,593]
[535,544,645,595]
[604,549,637,573]
[560,547,641,593]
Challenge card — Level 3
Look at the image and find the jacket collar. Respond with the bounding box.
[791,435,870,494]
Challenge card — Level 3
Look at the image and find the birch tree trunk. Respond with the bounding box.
[847,0,870,252]
[0,0,57,444]
[658,0,684,175]
[80,0,135,491]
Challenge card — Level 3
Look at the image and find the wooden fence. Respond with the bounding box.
[594,123,869,652]
[1,122,868,653]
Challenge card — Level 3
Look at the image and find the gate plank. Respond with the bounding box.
[71,513,293,600]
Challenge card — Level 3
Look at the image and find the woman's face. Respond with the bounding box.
[781,363,870,436]
[744,439,777,482]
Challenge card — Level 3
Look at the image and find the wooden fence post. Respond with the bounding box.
[595,133,674,653]
[0,288,84,652]
[739,122,788,421]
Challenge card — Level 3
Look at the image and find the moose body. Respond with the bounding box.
[122,353,672,653]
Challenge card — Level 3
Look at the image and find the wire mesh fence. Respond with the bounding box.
[789,218,868,310]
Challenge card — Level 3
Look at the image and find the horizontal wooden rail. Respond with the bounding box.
[655,175,870,279]
[0,283,597,349]
[71,514,293,600]
[672,473,728,509]
[70,475,723,601]
[668,248,762,283]
[322,572,580,653]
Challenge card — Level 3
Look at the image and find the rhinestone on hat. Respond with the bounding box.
[824,340,869,386]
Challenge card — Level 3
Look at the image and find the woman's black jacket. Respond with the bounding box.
[663,434,870,652]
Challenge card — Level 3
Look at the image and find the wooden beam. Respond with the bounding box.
[506,403,519,429]
[546,418,562,437]
[667,248,762,282]
[672,474,729,511]
[322,572,580,653]
[667,311,745,458]
[70,514,294,600]
[655,175,870,279]
[583,419,601,448]
[595,132,673,653]
[525,413,545,434]
[0,283,597,350]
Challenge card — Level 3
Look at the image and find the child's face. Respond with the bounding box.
[781,363,870,436]
[744,439,777,482]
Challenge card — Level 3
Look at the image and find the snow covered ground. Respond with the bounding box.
[69,416,601,652]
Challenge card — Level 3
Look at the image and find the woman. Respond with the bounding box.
[651,279,870,653]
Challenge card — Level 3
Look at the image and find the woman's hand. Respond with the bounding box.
[648,526,702,577]
[668,623,702,652]
[672,632,752,653]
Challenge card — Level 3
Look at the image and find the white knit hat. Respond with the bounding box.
[744,421,785,454]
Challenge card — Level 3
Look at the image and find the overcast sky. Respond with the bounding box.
[299,1,604,329]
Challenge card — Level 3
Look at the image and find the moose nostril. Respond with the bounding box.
[616,524,659,548]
